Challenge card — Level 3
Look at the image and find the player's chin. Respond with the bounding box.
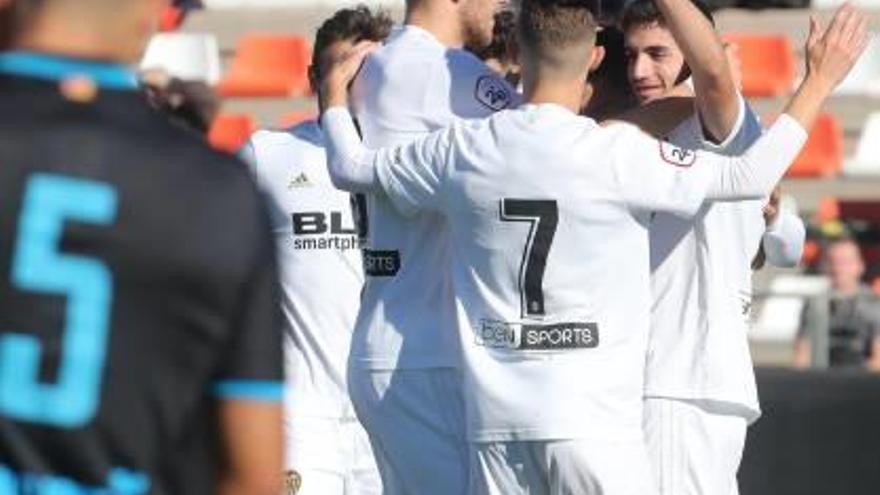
[634,87,664,104]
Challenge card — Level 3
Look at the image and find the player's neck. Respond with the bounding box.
[523,76,584,114]
[405,5,465,49]
[13,13,146,64]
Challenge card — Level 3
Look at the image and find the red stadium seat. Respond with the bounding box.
[786,113,844,178]
[277,110,317,128]
[724,34,796,98]
[218,35,311,97]
[801,239,822,267]
[158,6,185,32]
[208,113,257,154]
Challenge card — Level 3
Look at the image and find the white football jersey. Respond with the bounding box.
[646,97,802,420]
[349,25,517,370]
[241,122,364,419]
[363,104,803,441]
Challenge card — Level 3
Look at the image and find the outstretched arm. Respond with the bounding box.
[617,5,868,215]
[654,0,739,142]
[708,4,867,199]
[318,41,453,214]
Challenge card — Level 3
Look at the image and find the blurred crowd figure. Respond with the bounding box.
[141,68,220,134]
[794,237,880,371]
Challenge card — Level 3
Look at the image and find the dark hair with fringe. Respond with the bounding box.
[311,5,393,84]
[471,9,517,64]
[620,0,714,33]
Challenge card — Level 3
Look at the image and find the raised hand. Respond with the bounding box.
[804,3,870,93]
[318,41,379,112]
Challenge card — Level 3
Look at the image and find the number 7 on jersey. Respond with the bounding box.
[499,199,558,318]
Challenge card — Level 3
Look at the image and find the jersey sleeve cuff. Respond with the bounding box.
[211,380,284,402]
[701,93,747,151]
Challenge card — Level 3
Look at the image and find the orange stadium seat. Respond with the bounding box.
[724,34,796,97]
[278,110,317,128]
[786,113,844,178]
[218,35,311,97]
[208,113,257,153]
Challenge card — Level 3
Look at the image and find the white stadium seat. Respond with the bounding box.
[812,0,880,10]
[140,32,222,85]
[752,275,830,343]
[843,113,880,177]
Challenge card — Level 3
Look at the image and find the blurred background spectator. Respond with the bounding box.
[793,237,880,370]
[141,68,220,135]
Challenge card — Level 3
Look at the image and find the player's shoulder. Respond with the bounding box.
[249,120,323,152]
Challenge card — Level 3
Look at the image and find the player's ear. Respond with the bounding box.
[588,45,606,73]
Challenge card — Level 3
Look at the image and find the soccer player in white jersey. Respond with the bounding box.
[343,0,515,492]
[317,0,868,492]
[239,7,391,495]
[619,1,807,493]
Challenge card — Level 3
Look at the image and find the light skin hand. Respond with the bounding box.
[784,3,869,129]
[763,186,781,226]
[317,40,379,112]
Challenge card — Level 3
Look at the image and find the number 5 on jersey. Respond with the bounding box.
[0,174,117,428]
[500,199,558,318]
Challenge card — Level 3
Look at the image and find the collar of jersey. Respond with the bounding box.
[0,51,138,90]
[520,102,577,116]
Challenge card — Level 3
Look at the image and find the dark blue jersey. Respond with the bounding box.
[0,52,283,494]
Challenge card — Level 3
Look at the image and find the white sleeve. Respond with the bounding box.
[374,124,454,217]
[613,114,808,217]
[321,107,381,193]
[763,210,806,268]
[321,107,453,216]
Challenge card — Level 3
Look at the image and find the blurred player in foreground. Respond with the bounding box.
[0,0,284,493]
[341,0,514,492]
[318,0,867,492]
[618,0,808,493]
[240,6,391,495]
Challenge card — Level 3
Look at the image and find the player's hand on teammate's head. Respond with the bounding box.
[318,40,380,112]
[804,3,870,92]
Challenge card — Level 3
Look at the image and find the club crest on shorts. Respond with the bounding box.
[475,75,512,112]
[284,470,302,494]
[659,140,697,167]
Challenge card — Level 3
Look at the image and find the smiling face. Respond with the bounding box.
[624,21,686,104]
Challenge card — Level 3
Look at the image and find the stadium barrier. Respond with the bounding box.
[740,367,880,495]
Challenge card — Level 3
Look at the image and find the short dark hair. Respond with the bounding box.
[620,0,714,34]
[311,5,393,80]
[518,0,599,54]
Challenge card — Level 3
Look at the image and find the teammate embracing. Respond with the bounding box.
[619,1,810,493]
[318,0,867,493]
[240,6,392,495]
[335,0,515,493]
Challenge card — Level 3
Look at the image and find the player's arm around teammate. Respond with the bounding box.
[318,4,867,206]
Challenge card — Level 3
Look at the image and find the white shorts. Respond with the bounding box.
[285,416,382,495]
[472,438,657,495]
[643,397,748,495]
[348,368,468,495]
